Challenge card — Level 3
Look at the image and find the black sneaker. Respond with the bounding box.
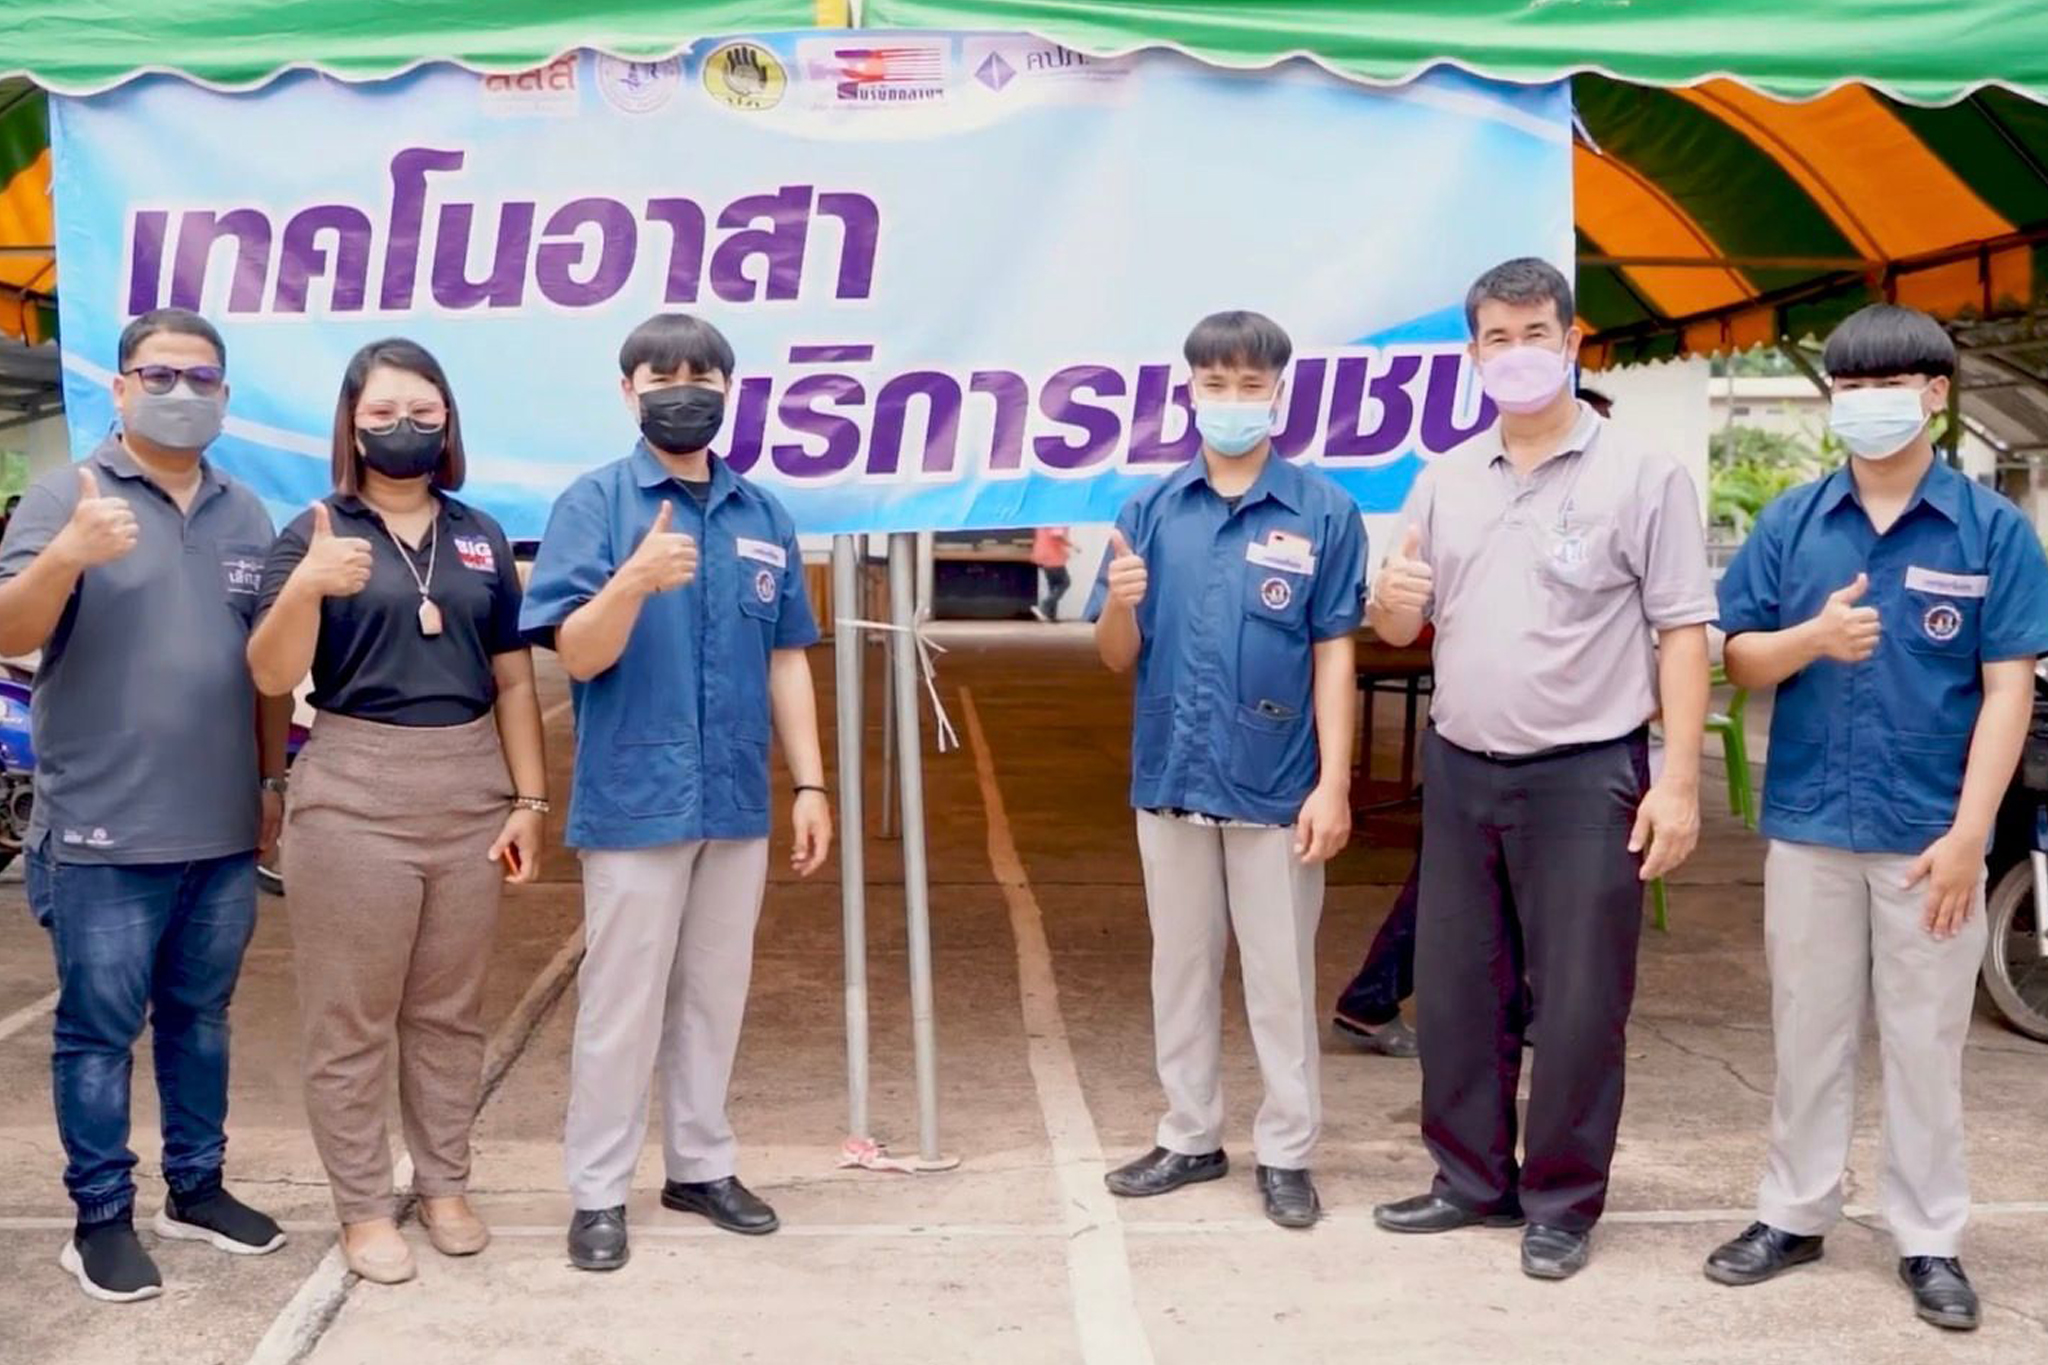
[60,1221,163,1303]
[154,1186,286,1256]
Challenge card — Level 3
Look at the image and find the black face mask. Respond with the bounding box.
[639,384,726,454]
[358,421,445,481]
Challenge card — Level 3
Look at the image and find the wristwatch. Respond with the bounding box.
[261,776,288,796]
[513,795,551,815]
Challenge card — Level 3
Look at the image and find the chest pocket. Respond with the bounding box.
[1238,561,1313,717]
[216,542,267,622]
[1901,576,1984,659]
[1242,565,1310,633]
[737,562,784,623]
[1532,515,1632,594]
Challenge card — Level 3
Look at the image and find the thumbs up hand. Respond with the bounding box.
[621,498,699,596]
[1812,571,1881,663]
[1371,523,1433,615]
[51,465,140,569]
[291,500,374,598]
[1104,528,1148,610]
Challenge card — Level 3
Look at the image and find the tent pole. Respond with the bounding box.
[888,532,945,1164]
[831,535,870,1142]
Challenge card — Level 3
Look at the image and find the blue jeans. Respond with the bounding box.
[26,846,258,1224]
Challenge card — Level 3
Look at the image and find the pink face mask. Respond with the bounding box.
[1478,344,1570,415]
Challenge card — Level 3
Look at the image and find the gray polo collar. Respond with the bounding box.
[1482,400,1604,474]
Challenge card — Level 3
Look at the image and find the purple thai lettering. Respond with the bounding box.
[273,205,373,314]
[720,376,774,475]
[1034,365,1126,471]
[968,371,1029,472]
[1323,352,1421,461]
[533,197,636,308]
[644,198,707,304]
[1270,359,1330,460]
[772,373,865,479]
[378,148,466,311]
[430,201,536,309]
[168,209,272,314]
[868,370,963,476]
[814,192,879,300]
[711,184,813,303]
[1127,364,1197,466]
[126,211,169,315]
[1421,353,1495,452]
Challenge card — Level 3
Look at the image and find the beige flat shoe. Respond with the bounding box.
[416,1196,491,1257]
[340,1219,417,1285]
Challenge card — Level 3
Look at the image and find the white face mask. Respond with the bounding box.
[1828,384,1930,461]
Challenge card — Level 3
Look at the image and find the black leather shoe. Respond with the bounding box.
[1372,1192,1524,1234]
[60,1221,162,1303]
[661,1177,780,1235]
[1899,1257,1979,1331]
[1332,1016,1420,1059]
[1704,1222,1824,1286]
[1522,1224,1591,1280]
[567,1207,629,1272]
[1256,1167,1321,1228]
[1104,1147,1228,1198]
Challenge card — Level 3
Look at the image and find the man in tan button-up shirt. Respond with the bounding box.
[1367,258,1715,1281]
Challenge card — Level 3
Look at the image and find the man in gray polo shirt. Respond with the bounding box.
[1368,259,1715,1280]
[0,308,289,1303]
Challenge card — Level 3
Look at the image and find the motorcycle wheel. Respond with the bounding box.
[1982,860,2048,1042]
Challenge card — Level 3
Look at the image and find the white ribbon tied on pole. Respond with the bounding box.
[836,617,960,754]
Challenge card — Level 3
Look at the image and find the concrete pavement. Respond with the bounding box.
[1,628,2044,1364]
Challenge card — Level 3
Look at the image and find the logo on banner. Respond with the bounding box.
[963,38,1135,103]
[800,42,950,106]
[479,56,579,117]
[703,41,787,111]
[1923,601,1964,643]
[454,535,497,573]
[597,55,682,114]
[754,568,778,604]
[1260,576,1294,612]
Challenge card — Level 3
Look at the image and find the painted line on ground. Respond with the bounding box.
[0,988,58,1046]
[243,921,587,1365]
[961,688,1154,1365]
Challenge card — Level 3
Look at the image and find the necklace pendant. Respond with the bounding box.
[417,597,444,637]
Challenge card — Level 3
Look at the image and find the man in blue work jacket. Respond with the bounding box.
[1708,303,2048,1332]
[521,314,834,1272]
[1089,310,1364,1229]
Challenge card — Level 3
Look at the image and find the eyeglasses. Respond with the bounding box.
[355,402,449,436]
[124,364,225,397]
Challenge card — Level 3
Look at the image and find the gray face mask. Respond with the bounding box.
[126,387,225,451]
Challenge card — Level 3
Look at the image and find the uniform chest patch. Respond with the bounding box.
[1259,575,1293,611]
[754,567,778,604]
[453,535,496,573]
[1922,601,1963,643]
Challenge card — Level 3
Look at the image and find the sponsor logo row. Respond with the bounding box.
[480,39,1133,118]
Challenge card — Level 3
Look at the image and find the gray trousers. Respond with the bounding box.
[1135,811,1325,1169]
[564,839,769,1210]
[1757,840,1987,1256]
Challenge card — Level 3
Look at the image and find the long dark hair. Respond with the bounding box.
[329,338,467,494]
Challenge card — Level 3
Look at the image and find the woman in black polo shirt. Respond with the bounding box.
[248,338,546,1285]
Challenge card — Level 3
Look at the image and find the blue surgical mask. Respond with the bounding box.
[1195,398,1276,458]
[1829,385,1929,461]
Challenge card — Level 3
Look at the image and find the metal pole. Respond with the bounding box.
[888,532,944,1162]
[879,601,897,839]
[831,535,870,1141]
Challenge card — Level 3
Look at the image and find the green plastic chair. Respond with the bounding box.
[1649,667,1756,934]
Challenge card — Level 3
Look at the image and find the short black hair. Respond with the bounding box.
[618,313,736,380]
[1184,310,1292,373]
[118,308,225,369]
[1465,257,1575,335]
[1821,303,1956,380]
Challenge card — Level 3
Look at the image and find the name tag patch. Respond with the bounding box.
[1904,566,1988,598]
[1246,534,1315,575]
[220,554,263,596]
[453,535,497,573]
[737,537,787,569]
